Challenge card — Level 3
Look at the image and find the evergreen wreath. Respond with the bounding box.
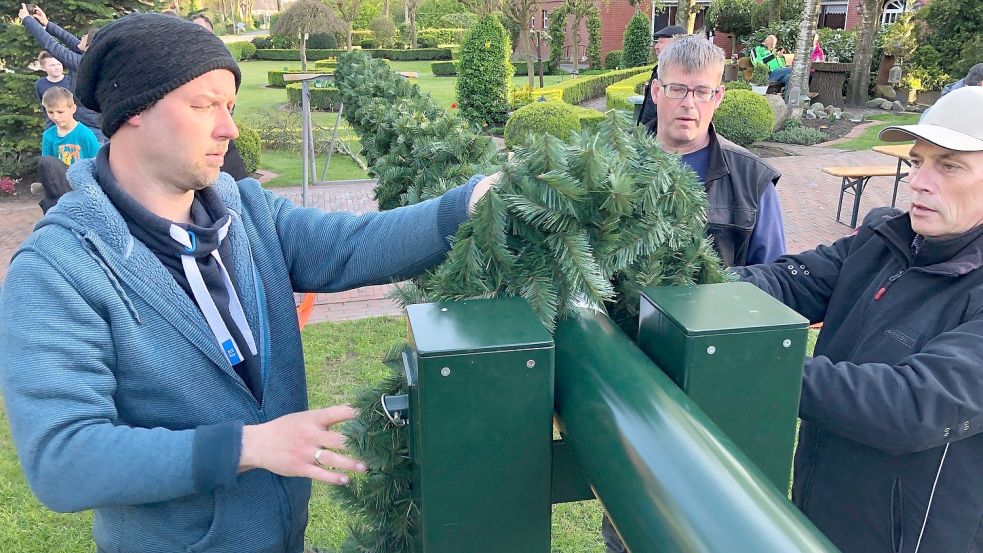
[331,55,728,553]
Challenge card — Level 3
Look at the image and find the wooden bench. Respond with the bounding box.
[823,165,909,228]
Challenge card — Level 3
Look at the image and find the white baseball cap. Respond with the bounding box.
[879,86,983,152]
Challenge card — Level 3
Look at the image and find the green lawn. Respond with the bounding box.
[234,59,576,187]
[826,113,919,151]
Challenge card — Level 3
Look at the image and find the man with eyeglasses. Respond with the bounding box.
[644,34,786,267]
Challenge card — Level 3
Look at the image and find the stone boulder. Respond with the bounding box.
[875,84,897,101]
[892,100,906,113]
[804,110,817,119]
[810,101,825,113]
[763,94,790,131]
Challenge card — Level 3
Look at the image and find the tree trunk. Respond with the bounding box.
[786,0,819,118]
[410,9,418,48]
[346,24,353,50]
[300,37,307,70]
[847,0,881,106]
[768,0,781,25]
[675,0,697,34]
[520,27,535,89]
[571,16,580,74]
[276,0,282,10]
[382,0,389,17]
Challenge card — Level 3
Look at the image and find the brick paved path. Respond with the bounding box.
[0,149,910,323]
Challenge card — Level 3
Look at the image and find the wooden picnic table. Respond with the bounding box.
[810,62,852,108]
[872,143,914,207]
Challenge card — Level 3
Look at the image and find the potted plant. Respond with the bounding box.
[750,63,770,94]
[896,70,923,104]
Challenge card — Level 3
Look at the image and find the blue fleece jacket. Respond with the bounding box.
[0,159,478,553]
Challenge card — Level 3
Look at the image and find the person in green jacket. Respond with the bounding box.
[750,34,791,87]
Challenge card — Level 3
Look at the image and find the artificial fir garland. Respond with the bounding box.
[331,55,729,553]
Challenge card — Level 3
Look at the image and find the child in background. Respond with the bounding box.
[35,51,70,128]
[37,86,99,214]
[40,86,99,166]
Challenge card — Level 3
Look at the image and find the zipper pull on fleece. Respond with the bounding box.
[874,269,906,301]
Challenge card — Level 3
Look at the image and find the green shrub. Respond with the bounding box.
[286,82,342,111]
[605,70,652,110]
[252,36,273,49]
[439,13,477,28]
[713,89,773,147]
[417,35,438,48]
[257,48,342,60]
[307,32,338,49]
[726,79,751,90]
[360,38,377,49]
[233,123,262,174]
[226,42,255,61]
[240,42,257,59]
[622,13,652,68]
[431,61,457,76]
[504,101,583,148]
[511,60,555,76]
[574,106,605,132]
[457,15,514,128]
[0,72,44,178]
[605,50,623,70]
[587,10,602,70]
[817,28,856,62]
[314,59,338,70]
[769,119,827,145]
[269,34,296,49]
[418,28,467,45]
[745,20,798,57]
[368,16,398,48]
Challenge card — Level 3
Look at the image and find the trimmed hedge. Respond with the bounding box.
[604,50,622,70]
[513,65,652,108]
[431,60,554,77]
[512,86,564,105]
[418,28,467,45]
[286,83,342,111]
[267,69,334,88]
[622,13,652,68]
[314,59,338,70]
[713,89,773,147]
[504,101,605,148]
[457,15,513,127]
[256,48,452,61]
[233,123,262,174]
[226,41,257,61]
[725,79,752,91]
[605,70,652,111]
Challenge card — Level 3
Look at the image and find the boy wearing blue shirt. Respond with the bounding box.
[40,86,99,165]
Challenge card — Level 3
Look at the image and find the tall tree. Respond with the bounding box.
[503,0,539,88]
[675,0,698,33]
[271,0,344,69]
[335,0,364,50]
[406,0,423,46]
[785,0,820,117]
[846,0,880,106]
[564,0,595,74]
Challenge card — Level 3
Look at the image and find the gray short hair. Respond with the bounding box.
[657,35,726,81]
[966,63,983,87]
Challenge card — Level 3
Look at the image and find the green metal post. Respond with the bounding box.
[405,298,555,553]
[638,282,809,492]
[554,307,838,552]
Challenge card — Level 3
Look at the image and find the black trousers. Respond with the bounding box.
[38,156,71,214]
[601,514,628,553]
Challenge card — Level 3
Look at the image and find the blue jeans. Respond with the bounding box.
[770,67,792,85]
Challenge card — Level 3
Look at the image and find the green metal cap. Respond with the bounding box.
[641,282,808,335]
[407,298,554,357]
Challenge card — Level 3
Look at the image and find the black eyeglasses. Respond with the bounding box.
[661,84,720,103]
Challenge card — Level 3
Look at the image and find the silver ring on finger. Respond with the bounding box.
[314,448,327,467]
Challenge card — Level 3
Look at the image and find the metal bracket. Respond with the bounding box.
[381,393,409,427]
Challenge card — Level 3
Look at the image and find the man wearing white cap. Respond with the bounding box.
[733,86,983,553]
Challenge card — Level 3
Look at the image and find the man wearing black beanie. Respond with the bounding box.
[0,12,494,553]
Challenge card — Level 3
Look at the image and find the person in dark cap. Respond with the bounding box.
[635,24,686,126]
[0,12,493,553]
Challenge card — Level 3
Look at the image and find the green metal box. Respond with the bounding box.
[406,298,555,553]
[638,282,809,492]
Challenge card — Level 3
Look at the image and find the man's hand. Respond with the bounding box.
[17,3,30,20]
[32,5,48,26]
[239,405,366,485]
[468,172,501,214]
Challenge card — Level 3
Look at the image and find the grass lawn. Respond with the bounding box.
[827,113,919,151]
[234,59,576,187]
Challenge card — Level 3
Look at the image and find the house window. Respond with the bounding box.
[543,10,548,29]
[530,15,536,29]
[881,0,905,25]
[819,2,847,29]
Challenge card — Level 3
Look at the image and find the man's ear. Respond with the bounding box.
[650,78,661,102]
[125,113,143,128]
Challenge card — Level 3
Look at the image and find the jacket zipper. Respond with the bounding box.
[874,268,906,300]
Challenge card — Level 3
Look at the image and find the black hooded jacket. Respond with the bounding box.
[735,207,983,553]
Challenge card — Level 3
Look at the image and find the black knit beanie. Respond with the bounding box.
[76,13,242,137]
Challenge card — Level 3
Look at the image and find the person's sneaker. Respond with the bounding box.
[30,182,42,195]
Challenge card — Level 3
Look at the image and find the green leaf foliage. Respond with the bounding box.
[706,0,756,41]
[586,10,602,70]
[604,49,622,70]
[456,15,514,128]
[621,13,652,68]
[713,89,773,147]
[547,5,569,69]
[503,101,582,148]
[916,0,983,77]
[233,122,262,173]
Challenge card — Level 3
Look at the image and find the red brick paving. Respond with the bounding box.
[0,150,910,322]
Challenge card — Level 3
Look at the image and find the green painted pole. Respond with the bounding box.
[553,308,839,553]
